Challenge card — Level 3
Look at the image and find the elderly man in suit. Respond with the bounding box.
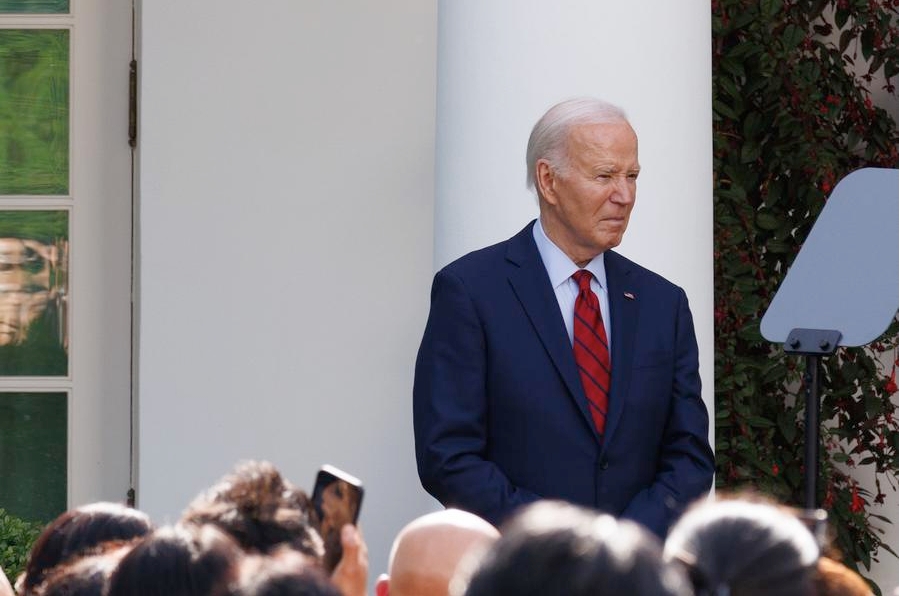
[413,97,714,537]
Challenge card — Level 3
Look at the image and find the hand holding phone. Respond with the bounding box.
[312,465,364,572]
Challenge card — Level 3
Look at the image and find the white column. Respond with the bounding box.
[435,0,715,441]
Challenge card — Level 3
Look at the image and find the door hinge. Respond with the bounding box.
[129,59,137,147]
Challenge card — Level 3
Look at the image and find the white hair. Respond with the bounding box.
[525,97,629,193]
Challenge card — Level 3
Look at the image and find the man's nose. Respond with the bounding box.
[610,177,635,204]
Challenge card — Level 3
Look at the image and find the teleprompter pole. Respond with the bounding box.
[803,354,819,510]
[784,328,840,509]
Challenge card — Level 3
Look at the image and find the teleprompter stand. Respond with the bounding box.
[781,328,841,509]
[760,168,898,509]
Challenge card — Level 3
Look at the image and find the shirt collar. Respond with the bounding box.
[533,218,608,290]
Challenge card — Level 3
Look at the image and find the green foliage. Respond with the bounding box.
[0,28,69,194]
[712,0,898,590]
[0,210,68,242]
[0,508,43,585]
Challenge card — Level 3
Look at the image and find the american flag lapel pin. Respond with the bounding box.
[623,291,635,300]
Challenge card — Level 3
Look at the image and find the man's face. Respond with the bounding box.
[537,121,640,266]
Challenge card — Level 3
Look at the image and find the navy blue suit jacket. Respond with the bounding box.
[413,221,714,536]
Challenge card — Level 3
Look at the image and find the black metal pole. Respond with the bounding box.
[804,354,820,510]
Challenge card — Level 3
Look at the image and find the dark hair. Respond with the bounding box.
[232,551,342,596]
[106,524,241,596]
[21,502,153,593]
[456,501,691,596]
[182,460,324,561]
[33,543,130,596]
[663,498,820,596]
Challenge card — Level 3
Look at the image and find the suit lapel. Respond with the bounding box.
[602,250,637,450]
[504,223,599,439]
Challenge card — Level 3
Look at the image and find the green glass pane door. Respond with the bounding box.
[0,28,69,194]
[0,22,71,526]
[0,392,67,522]
[0,1,68,13]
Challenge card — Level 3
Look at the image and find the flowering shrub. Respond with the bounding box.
[712,0,898,590]
[0,509,43,585]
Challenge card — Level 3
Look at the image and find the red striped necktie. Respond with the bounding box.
[572,270,610,435]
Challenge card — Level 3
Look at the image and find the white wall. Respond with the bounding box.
[137,0,438,579]
[434,0,715,449]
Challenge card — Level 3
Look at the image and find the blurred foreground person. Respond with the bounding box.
[815,557,874,596]
[663,497,820,596]
[17,502,153,594]
[375,509,499,596]
[230,549,342,596]
[106,523,241,596]
[33,543,131,596]
[182,460,368,596]
[182,460,324,562]
[453,500,691,596]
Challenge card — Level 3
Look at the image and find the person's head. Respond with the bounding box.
[33,543,131,596]
[19,501,153,594]
[663,497,820,596]
[527,97,639,266]
[814,557,874,596]
[453,500,691,596]
[375,509,499,596]
[231,549,343,596]
[106,523,241,596]
[182,460,324,563]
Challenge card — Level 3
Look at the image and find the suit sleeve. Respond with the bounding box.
[619,288,715,536]
[413,268,541,526]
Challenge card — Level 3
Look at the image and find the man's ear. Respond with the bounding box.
[375,573,390,596]
[535,159,558,205]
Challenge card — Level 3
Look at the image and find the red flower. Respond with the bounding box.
[850,486,865,513]
[821,170,836,194]
[884,367,897,394]
[771,463,780,476]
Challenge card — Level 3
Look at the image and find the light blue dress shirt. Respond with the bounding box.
[532,218,612,352]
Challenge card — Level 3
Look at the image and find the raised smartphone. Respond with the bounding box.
[311,464,364,571]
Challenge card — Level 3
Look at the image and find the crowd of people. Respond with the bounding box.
[0,459,886,596]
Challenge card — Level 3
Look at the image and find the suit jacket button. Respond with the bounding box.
[599,460,609,470]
